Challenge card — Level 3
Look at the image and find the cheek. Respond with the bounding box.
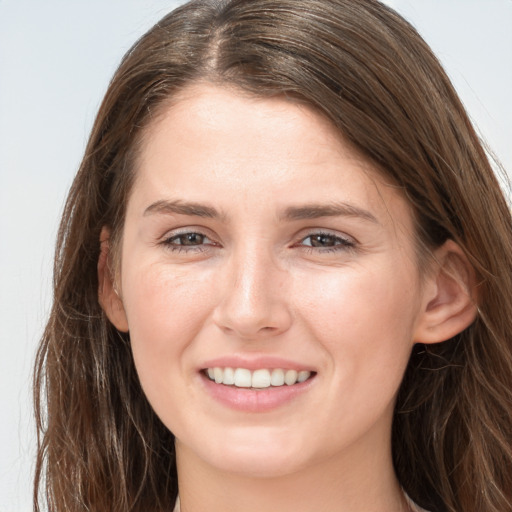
[121,262,216,387]
[289,268,418,449]
[297,262,420,338]
[296,263,420,390]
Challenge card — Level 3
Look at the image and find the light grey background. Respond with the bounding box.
[1,1,511,510]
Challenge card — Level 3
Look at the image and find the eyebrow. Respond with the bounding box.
[143,199,223,219]
[280,202,379,224]
[143,199,378,224]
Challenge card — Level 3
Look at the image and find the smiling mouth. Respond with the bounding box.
[203,367,315,389]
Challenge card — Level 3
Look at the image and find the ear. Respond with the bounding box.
[414,240,478,344]
[98,227,129,332]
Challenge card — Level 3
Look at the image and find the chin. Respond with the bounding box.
[177,423,314,478]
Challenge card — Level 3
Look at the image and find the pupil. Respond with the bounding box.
[182,233,202,245]
[311,234,334,247]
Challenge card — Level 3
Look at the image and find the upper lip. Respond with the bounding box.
[201,355,315,372]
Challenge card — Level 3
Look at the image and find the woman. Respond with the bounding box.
[34,0,512,511]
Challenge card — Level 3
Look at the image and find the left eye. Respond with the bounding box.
[301,233,353,248]
[167,232,210,246]
[161,232,216,253]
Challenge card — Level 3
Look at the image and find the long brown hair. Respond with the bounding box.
[34,1,512,510]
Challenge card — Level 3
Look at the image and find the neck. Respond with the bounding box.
[175,437,408,512]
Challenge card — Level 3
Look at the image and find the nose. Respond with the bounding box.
[212,246,292,340]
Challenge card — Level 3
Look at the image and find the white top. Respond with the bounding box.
[405,493,431,512]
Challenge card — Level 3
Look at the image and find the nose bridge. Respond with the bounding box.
[234,244,273,312]
[214,239,291,339]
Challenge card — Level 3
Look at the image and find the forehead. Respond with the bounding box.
[131,84,414,235]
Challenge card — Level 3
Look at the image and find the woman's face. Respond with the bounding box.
[111,84,432,477]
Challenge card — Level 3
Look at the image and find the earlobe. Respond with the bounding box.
[414,240,478,344]
[98,227,129,332]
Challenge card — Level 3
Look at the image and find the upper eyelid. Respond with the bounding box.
[295,228,356,243]
[161,226,216,241]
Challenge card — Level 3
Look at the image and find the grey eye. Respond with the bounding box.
[170,233,209,245]
[305,234,339,247]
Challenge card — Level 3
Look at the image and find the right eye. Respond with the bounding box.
[161,231,216,253]
[167,233,210,246]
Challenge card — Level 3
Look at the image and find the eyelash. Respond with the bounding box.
[160,230,357,254]
[298,232,356,253]
[161,231,216,253]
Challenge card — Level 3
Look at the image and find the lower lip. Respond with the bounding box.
[200,372,315,412]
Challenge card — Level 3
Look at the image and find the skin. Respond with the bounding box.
[100,84,476,511]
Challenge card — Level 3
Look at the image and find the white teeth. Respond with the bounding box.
[270,368,285,386]
[252,369,271,388]
[297,370,310,383]
[233,368,252,388]
[214,367,223,384]
[284,369,298,386]
[205,367,312,388]
[223,367,235,385]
